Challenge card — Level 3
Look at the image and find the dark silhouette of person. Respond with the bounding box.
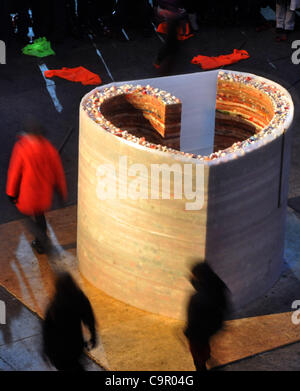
[42,272,97,371]
[184,262,230,371]
[6,116,67,254]
[153,0,188,73]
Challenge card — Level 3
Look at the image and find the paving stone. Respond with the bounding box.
[220,341,300,371]
[288,197,300,213]
[0,334,54,371]
[0,286,42,347]
[0,356,15,371]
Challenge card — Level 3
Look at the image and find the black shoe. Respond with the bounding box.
[31,240,45,254]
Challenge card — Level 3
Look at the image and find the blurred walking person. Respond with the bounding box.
[42,272,97,371]
[6,117,67,254]
[184,262,230,371]
[154,0,192,73]
[275,0,300,41]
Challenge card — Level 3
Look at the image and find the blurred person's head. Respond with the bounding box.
[189,262,227,295]
[23,115,46,137]
[55,271,79,296]
[50,271,83,311]
[189,262,230,314]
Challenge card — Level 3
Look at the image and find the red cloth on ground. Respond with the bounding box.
[44,66,102,85]
[6,134,67,216]
[191,49,250,70]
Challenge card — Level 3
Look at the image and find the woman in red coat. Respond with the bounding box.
[6,123,67,254]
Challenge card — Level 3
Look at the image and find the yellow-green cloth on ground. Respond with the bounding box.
[22,37,55,58]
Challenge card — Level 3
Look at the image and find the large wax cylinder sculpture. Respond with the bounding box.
[77,71,294,320]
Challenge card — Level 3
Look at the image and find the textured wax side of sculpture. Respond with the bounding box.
[77,71,294,320]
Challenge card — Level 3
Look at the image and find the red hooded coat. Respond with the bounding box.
[6,134,67,216]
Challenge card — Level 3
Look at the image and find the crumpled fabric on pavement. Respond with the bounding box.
[191,49,250,70]
[44,66,102,85]
[22,37,55,58]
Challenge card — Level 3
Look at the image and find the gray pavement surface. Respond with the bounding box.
[1,5,300,371]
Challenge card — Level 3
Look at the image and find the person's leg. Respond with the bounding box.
[24,213,49,254]
[50,354,85,371]
[155,17,179,67]
[276,1,286,29]
[66,359,85,371]
[188,340,211,371]
[184,0,199,31]
[276,0,294,40]
[284,7,295,30]
[188,14,199,32]
[35,214,47,236]
[55,358,85,371]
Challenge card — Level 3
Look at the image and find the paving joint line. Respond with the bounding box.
[88,33,114,82]
[0,333,42,348]
[152,22,165,43]
[38,63,63,113]
[0,355,16,370]
[213,338,300,370]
